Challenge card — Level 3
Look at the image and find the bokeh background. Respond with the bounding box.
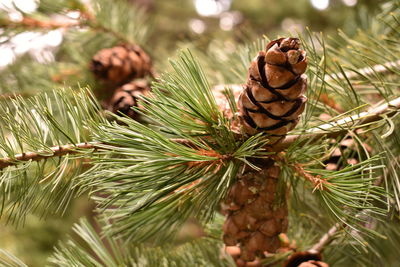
[0,0,384,265]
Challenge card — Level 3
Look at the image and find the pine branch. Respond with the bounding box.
[3,93,394,170]
[307,159,391,254]
[1,0,149,45]
[0,138,198,170]
[0,16,81,29]
[0,142,98,170]
[1,86,395,171]
[0,87,104,221]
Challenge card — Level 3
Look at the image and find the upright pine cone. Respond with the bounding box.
[238,37,307,138]
[90,44,152,85]
[108,80,151,119]
[222,159,287,262]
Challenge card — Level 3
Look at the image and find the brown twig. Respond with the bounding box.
[0,142,99,170]
[293,164,330,191]
[0,138,202,170]
[51,68,82,83]
[20,17,80,29]
[1,16,81,30]
[308,224,340,254]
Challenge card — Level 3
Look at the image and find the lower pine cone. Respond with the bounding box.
[222,159,288,262]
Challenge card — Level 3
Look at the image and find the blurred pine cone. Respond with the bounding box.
[238,37,307,138]
[324,136,372,171]
[284,251,329,267]
[108,80,150,119]
[298,261,329,267]
[90,44,152,86]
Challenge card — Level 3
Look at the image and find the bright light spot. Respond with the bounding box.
[0,46,15,67]
[219,11,241,31]
[13,0,38,13]
[45,30,63,47]
[189,19,206,34]
[194,0,231,17]
[67,11,81,19]
[310,0,329,10]
[220,16,233,31]
[8,11,22,21]
[12,32,40,54]
[342,0,357,6]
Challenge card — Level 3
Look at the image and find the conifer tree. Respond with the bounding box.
[0,0,399,266]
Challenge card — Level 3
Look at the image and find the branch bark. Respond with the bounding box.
[0,139,196,170]
[273,96,400,151]
[0,142,99,170]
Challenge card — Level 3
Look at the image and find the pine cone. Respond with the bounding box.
[284,251,329,267]
[238,37,307,137]
[108,80,151,119]
[222,159,287,262]
[298,261,329,267]
[324,136,372,171]
[90,44,152,85]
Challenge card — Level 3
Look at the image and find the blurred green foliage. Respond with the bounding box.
[0,197,93,266]
[148,0,384,52]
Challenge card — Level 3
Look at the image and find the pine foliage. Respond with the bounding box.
[0,0,399,266]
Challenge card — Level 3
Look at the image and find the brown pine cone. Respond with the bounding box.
[222,159,287,262]
[108,80,151,119]
[298,261,329,267]
[284,251,329,267]
[324,136,372,171]
[90,44,152,86]
[238,37,307,138]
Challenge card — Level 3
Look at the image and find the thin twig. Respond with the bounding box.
[0,142,99,169]
[293,163,330,191]
[308,223,340,254]
[325,60,400,82]
[273,96,400,151]
[1,17,81,29]
[0,139,196,170]
[1,12,130,44]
